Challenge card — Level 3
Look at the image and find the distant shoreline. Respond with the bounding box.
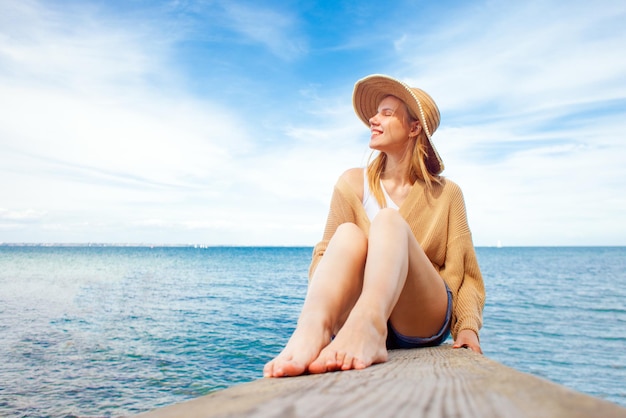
[0,243,313,248]
[1,243,624,249]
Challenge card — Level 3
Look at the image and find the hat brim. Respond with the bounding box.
[353,74,444,175]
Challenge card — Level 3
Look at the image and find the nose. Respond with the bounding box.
[369,113,380,126]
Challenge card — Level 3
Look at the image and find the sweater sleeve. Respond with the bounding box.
[438,185,485,340]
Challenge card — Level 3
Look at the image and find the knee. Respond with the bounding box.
[370,209,413,242]
[335,222,364,237]
[332,223,367,257]
[372,208,406,228]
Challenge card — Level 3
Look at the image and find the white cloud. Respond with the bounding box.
[0,0,343,245]
[0,1,173,91]
[398,2,626,112]
[211,2,307,60]
[0,0,624,246]
[390,1,626,245]
[0,208,46,222]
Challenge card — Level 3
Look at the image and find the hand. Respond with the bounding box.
[452,329,482,354]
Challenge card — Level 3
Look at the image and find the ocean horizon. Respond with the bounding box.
[1,245,625,416]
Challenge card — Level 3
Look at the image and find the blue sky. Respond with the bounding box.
[1,0,625,246]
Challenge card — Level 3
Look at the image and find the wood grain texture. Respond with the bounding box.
[137,345,626,418]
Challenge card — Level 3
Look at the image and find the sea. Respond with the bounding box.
[0,245,624,417]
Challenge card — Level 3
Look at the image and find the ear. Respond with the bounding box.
[409,121,421,138]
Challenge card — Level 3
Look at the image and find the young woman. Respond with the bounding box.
[264,74,485,378]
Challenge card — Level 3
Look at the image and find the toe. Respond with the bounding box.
[307,358,324,374]
[341,353,354,371]
[263,361,274,378]
[335,351,346,370]
[353,358,368,370]
[325,351,339,371]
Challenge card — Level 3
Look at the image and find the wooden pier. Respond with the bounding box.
[137,345,626,418]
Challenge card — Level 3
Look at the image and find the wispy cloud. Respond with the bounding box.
[164,1,308,61]
[0,0,336,244]
[0,1,174,91]
[220,2,307,60]
[385,1,626,245]
[398,2,626,111]
[0,0,624,245]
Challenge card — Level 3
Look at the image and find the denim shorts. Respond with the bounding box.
[385,284,453,349]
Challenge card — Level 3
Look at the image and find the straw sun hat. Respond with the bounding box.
[353,74,444,175]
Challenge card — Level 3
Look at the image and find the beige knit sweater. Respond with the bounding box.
[309,175,485,340]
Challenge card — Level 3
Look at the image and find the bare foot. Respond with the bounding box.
[308,309,388,374]
[263,316,332,378]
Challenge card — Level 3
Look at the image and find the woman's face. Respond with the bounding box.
[368,95,419,154]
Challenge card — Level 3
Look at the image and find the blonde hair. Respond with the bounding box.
[366,100,441,208]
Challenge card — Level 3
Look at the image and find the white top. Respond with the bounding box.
[362,170,399,220]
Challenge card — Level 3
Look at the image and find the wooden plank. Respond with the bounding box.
[137,345,626,418]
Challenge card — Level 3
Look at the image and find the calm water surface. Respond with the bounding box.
[0,246,624,416]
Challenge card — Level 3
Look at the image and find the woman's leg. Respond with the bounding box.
[308,208,448,373]
[263,223,368,377]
